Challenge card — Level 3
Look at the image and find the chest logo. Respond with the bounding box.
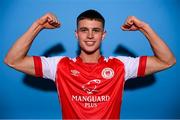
[101,68,114,79]
[82,79,101,95]
[71,69,80,76]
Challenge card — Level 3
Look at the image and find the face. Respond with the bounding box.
[75,19,106,54]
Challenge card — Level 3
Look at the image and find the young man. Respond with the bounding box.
[4,10,176,119]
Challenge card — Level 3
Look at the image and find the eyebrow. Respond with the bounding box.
[78,27,102,30]
[79,27,88,30]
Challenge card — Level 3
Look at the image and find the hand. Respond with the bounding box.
[121,16,146,31]
[36,13,61,29]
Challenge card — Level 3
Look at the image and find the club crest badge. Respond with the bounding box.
[82,79,101,95]
[101,68,114,79]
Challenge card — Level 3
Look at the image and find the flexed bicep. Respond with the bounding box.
[15,56,35,76]
[145,56,174,75]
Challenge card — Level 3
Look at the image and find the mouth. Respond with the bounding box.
[84,41,96,46]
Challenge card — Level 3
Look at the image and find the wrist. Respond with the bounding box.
[139,23,152,33]
[31,21,44,32]
[140,22,148,29]
[33,18,46,28]
[26,22,43,35]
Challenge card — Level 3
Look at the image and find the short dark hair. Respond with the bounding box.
[77,9,105,28]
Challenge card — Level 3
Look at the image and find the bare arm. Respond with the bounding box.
[121,16,176,75]
[4,13,60,76]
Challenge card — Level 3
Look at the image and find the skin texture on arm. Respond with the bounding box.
[4,13,60,76]
[121,16,176,75]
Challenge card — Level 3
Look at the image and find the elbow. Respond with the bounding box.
[165,57,176,69]
[170,57,176,66]
[4,57,9,65]
[4,57,16,68]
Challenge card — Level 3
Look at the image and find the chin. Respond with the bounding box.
[84,50,97,54]
[82,47,99,54]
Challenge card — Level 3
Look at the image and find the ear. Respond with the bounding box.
[75,30,78,40]
[101,30,106,41]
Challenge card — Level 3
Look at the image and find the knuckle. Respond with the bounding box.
[128,16,135,20]
[46,12,52,15]
[46,12,54,17]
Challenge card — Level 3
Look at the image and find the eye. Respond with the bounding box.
[81,29,87,32]
[79,28,88,32]
[93,29,101,33]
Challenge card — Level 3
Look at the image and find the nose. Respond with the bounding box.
[87,31,94,39]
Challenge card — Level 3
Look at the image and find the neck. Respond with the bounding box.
[79,50,101,63]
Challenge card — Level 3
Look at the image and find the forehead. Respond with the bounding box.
[77,19,103,29]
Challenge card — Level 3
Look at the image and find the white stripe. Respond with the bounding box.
[41,56,65,81]
[110,56,140,81]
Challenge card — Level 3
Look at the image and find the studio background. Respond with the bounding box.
[1,0,179,119]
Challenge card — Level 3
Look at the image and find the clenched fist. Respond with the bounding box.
[121,16,147,31]
[36,13,61,29]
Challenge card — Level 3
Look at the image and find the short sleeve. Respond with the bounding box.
[33,56,65,81]
[114,56,147,81]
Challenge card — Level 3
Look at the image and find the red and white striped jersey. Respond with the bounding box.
[33,55,147,119]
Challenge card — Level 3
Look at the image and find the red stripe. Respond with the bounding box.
[137,56,147,77]
[33,56,43,77]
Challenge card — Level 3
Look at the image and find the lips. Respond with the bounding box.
[84,41,96,46]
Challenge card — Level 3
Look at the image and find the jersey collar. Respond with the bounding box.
[76,56,105,64]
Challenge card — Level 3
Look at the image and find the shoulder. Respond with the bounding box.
[109,56,140,62]
[102,56,126,67]
[109,56,137,60]
[107,56,141,66]
[57,56,78,64]
[107,56,133,63]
